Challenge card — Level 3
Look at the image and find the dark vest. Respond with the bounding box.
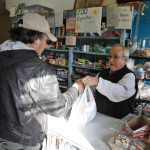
[96,65,137,119]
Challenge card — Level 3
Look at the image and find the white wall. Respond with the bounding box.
[5,0,117,12]
[5,0,75,11]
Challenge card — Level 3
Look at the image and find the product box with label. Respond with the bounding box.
[123,116,150,142]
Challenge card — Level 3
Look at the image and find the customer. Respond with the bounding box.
[82,45,137,119]
[0,13,84,150]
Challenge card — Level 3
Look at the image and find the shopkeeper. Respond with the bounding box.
[82,45,137,119]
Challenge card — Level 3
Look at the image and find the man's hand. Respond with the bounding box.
[82,76,99,86]
[75,79,85,94]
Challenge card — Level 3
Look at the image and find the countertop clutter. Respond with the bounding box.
[46,113,119,150]
[109,115,150,150]
[46,113,150,150]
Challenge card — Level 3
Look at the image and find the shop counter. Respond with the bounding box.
[47,113,119,150]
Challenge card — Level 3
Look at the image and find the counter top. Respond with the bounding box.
[47,113,119,150]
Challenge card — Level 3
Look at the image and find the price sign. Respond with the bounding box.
[65,36,76,46]
[107,6,133,29]
[75,7,102,33]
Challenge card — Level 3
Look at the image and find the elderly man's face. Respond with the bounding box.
[108,46,127,73]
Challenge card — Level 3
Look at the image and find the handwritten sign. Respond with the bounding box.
[75,7,102,33]
[107,6,133,29]
[47,10,63,28]
[54,10,63,27]
[47,16,55,28]
[65,36,76,46]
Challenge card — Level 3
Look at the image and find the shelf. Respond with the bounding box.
[73,50,108,56]
[59,85,68,89]
[129,55,150,60]
[10,14,23,20]
[77,36,120,40]
[72,76,80,80]
[136,78,150,81]
[57,36,66,39]
[49,63,68,68]
[73,64,101,71]
[21,4,54,10]
[10,15,23,24]
[57,36,120,40]
[145,79,150,81]
[135,99,150,104]
[45,48,69,53]
[57,75,68,79]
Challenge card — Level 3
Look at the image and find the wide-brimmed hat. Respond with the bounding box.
[19,13,57,42]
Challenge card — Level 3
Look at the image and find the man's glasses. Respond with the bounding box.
[47,40,52,45]
[107,55,124,60]
[43,34,52,45]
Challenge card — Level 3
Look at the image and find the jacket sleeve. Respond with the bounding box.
[27,67,78,117]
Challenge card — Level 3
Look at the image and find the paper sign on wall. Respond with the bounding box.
[54,10,63,27]
[47,16,55,28]
[75,7,102,33]
[47,10,63,28]
[107,6,133,29]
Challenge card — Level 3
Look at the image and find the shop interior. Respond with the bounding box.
[0,0,150,150]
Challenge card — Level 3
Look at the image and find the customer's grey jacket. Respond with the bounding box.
[0,40,78,146]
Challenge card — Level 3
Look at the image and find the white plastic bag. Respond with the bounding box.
[69,86,97,126]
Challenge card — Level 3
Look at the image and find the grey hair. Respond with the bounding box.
[112,44,129,58]
[122,48,129,58]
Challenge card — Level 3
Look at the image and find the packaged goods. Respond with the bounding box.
[134,67,145,79]
[140,84,150,101]
[144,62,150,79]
[115,134,132,149]
[122,116,150,142]
[130,140,148,150]
[143,105,150,117]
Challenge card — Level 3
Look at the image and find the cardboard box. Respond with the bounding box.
[74,0,87,9]
[74,0,103,9]
[85,0,103,8]
[102,0,117,6]
[123,116,150,142]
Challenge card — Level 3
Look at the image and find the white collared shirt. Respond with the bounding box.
[96,73,136,102]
